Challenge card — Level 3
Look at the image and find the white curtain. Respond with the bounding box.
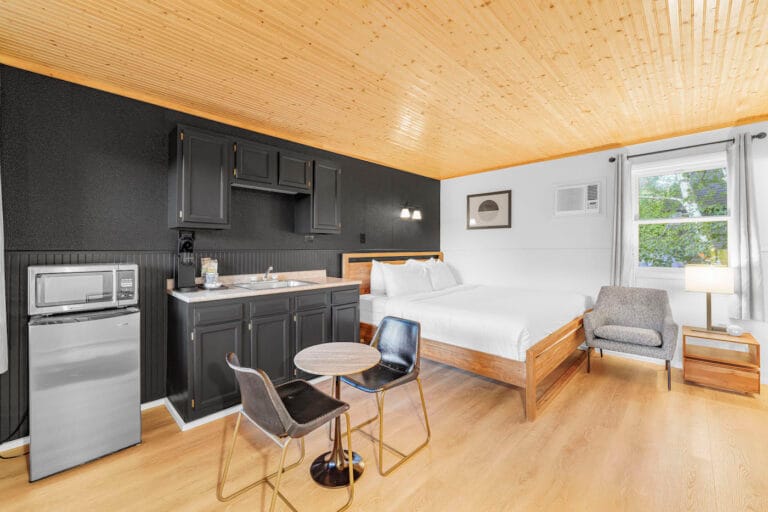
[610,154,635,286]
[0,167,6,374]
[728,134,764,321]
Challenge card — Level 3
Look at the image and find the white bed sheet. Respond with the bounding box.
[361,285,588,362]
[360,293,389,325]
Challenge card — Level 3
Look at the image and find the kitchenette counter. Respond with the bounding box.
[166,270,361,303]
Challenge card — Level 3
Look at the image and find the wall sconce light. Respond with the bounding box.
[400,205,422,221]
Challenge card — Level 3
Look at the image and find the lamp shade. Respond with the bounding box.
[400,207,411,219]
[684,265,734,294]
[411,209,422,220]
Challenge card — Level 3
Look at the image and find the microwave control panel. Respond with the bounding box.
[117,270,137,301]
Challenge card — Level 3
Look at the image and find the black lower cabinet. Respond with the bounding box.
[294,307,329,379]
[250,313,292,385]
[193,320,244,416]
[332,303,360,343]
[167,285,360,422]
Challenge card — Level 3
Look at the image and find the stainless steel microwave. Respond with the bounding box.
[28,264,139,316]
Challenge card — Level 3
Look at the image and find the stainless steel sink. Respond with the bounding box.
[234,280,313,291]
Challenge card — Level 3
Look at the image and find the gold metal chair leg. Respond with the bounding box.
[268,440,291,512]
[350,377,431,476]
[337,411,356,512]
[217,412,305,506]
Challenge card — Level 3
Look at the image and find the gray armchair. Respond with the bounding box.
[584,286,679,390]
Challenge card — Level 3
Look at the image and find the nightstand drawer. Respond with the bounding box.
[684,358,760,394]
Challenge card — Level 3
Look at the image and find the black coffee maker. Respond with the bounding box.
[175,231,198,292]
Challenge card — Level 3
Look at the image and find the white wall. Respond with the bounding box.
[441,121,768,379]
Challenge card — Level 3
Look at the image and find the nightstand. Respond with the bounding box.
[682,326,760,394]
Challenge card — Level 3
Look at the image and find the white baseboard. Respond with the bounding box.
[140,398,166,411]
[0,398,174,454]
[162,375,332,432]
[0,435,29,453]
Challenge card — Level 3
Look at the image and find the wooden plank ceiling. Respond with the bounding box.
[1,1,767,179]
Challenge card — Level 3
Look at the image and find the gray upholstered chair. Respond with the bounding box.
[340,316,431,476]
[218,353,355,512]
[584,286,679,390]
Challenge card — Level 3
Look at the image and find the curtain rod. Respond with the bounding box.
[608,132,767,162]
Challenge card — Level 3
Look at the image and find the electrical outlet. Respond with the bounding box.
[304,235,314,243]
[359,233,366,244]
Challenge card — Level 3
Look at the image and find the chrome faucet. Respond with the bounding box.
[264,266,275,281]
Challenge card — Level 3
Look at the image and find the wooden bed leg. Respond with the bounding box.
[524,355,537,421]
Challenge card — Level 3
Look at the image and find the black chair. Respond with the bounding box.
[339,316,431,476]
[218,353,355,512]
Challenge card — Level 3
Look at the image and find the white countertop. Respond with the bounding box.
[167,271,361,303]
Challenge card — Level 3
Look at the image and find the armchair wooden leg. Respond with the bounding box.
[600,348,603,358]
[666,360,671,391]
[587,347,591,373]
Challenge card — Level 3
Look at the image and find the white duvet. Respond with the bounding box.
[373,285,588,361]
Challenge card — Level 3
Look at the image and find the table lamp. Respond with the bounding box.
[684,264,734,333]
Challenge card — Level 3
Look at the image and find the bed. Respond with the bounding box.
[342,251,589,421]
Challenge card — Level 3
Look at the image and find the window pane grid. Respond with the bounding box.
[637,215,728,226]
[634,159,729,269]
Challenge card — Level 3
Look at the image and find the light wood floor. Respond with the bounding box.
[2,355,767,511]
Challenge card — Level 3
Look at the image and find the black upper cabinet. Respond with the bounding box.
[295,160,342,234]
[169,125,342,232]
[278,151,312,191]
[232,139,278,187]
[169,126,230,229]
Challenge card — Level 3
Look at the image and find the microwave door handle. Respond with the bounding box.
[35,276,44,308]
[113,268,118,304]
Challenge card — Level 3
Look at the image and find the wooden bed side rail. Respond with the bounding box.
[524,313,588,421]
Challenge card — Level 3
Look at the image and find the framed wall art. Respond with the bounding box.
[466,190,511,229]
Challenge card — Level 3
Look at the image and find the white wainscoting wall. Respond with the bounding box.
[441,120,768,382]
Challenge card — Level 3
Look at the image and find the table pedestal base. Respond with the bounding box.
[310,450,364,488]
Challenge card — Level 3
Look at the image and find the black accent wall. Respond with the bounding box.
[0,66,440,442]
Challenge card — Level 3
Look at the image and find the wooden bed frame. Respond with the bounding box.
[342,251,588,421]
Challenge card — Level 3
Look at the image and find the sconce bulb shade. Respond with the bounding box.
[400,207,411,219]
[412,209,422,220]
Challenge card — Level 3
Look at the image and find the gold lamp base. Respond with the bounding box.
[690,291,727,335]
[688,325,727,335]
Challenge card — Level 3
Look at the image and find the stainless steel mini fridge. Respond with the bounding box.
[27,264,141,481]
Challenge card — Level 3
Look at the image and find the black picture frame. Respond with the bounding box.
[466,190,511,230]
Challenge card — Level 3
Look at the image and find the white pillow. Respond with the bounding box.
[405,258,435,267]
[370,260,387,295]
[382,263,433,297]
[427,261,458,290]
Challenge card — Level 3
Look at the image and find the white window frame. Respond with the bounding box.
[632,151,733,278]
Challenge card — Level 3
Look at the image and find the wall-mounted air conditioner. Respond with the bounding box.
[554,182,601,216]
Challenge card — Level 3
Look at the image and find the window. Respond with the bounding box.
[633,153,730,269]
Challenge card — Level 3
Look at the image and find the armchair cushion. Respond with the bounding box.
[594,325,662,347]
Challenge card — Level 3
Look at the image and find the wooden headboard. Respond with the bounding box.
[342,251,444,294]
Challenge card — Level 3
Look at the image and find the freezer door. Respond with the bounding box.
[28,309,141,481]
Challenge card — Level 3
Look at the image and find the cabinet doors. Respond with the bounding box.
[250,314,291,385]
[234,139,278,186]
[294,161,342,234]
[312,161,342,233]
[278,151,312,191]
[192,320,243,415]
[178,127,230,226]
[294,307,329,378]
[332,303,360,343]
